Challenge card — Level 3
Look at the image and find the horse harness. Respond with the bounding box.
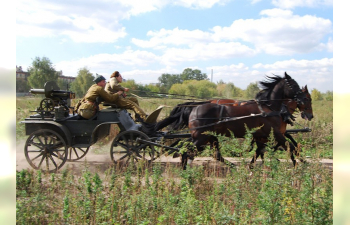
[188,99,294,131]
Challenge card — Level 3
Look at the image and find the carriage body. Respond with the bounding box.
[22,108,141,148]
[21,80,150,172]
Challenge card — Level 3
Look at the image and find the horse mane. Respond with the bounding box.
[259,75,284,91]
[258,73,300,99]
[255,90,269,101]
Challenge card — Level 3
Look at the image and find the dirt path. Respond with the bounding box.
[16,141,333,174]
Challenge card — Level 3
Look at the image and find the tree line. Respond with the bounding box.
[17,56,332,101]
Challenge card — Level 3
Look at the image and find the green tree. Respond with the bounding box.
[70,67,94,98]
[323,90,333,101]
[311,88,323,101]
[158,73,181,92]
[169,83,187,96]
[27,56,58,88]
[169,80,217,99]
[244,82,260,99]
[58,79,71,90]
[181,68,208,81]
[216,83,226,97]
[144,84,160,93]
[195,80,216,98]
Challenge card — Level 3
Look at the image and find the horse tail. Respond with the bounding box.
[141,101,211,134]
[169,101,211,130]
[141,111,184,134]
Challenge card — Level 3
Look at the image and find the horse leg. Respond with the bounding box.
[250,141,265,169]
[285,133,305,164]
[211,136,224,163]
[275,132,297,167]
[181,151,188,170]
[210,136,235,168]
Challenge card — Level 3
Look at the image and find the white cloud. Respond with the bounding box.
[212,9,332,55]
[160,42,256,65]
[17,0,129,42]
[250,0,262,4]
[272,0,333,9]
[55,50,160,76]
[173,0,230,9]
[260,8,294,18]
[201,58,333,92]
[16,0,232,42]
[252,58,333,91]
[132,28,212,48]
[133,9,331,56]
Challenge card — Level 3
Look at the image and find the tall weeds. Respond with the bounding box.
[17,134,332,224]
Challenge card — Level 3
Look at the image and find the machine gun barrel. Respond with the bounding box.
[30,89,45,95]
[30,88,75,99]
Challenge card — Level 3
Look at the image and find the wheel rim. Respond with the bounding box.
[110,130,155,165]
[24,129,67,172]
[40,98,55,112]
[67,147,89,161]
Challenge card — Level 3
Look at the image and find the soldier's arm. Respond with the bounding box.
[110,78,125,91]
[98,87,119,103]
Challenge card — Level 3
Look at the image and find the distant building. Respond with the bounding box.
[16,65,76,93]
[16,66,30,81]
[16,66,75,83]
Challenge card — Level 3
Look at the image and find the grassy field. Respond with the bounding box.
[16,96,333,224]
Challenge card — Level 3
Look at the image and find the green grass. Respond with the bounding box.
[16,150,332,224]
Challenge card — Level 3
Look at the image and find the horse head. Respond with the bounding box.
[298,85,313,121]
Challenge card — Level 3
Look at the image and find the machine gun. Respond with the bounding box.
[30,81,76,119]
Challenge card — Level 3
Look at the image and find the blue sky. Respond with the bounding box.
[16,0,333,92]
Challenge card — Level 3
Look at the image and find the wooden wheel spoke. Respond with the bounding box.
[31,151,44,161]
[37,154,46,168]
[118,153,130,161]
[116,141,129,150]
[28,141,44,149]
[35,136,45,147]
[112,149,129,154]
[51,150,65,160]
[48,155,58,169]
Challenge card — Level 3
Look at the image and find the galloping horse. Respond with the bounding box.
[186,73,311,169]
[248,85,313,168]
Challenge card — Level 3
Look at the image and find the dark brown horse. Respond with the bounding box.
[186,73,312,169]
[162,86,312,169]
[248,85,313,168]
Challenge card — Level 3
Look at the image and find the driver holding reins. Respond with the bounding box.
[76,74,147,121]
[105,71,147,121]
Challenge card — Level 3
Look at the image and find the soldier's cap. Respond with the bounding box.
[93,75,106,83]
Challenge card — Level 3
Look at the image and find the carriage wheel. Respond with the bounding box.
[110,130,155,166]
[40,98,55,112]
[67,147,90,161]
[24,129,68,172]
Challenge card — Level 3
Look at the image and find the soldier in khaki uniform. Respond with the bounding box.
[76,75,120,119]
[105,71,139,105]
[105,71,147,121]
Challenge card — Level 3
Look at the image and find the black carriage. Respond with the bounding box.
[21,81,190,172]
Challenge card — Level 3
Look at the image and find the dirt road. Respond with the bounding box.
[16,141,333,174]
